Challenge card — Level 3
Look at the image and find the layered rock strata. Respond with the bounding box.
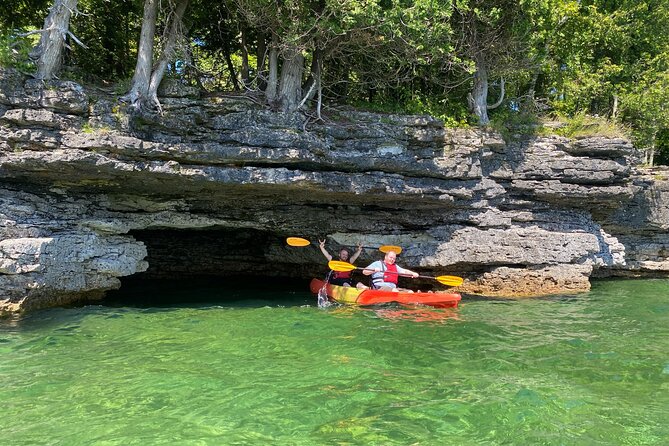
[1,69,668,313]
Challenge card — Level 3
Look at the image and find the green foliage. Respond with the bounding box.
[352,93,471,128]
[544,1,669,114]
[0,1,50,29]
[67,0,142,81]
[489,108,542,140]
[656,129,669,166]
[112,77,133,95]
[0,31,37,72]
[553,112,628,139]
[618,51,669,162]
[2,0,668,159]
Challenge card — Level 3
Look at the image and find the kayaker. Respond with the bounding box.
[361,250,419,292]
[319,239,363,287]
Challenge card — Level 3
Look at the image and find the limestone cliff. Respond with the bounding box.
[1,69,668,313]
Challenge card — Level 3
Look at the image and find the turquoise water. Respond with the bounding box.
[1,280,668,445]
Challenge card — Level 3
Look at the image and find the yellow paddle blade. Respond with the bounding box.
[286,237,311,247]
[328,260,357,272]
[435,275,464,286]
[379,245,402,254]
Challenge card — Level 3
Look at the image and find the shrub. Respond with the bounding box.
[0,30,38,72]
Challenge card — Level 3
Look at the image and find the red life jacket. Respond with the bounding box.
[332,270,352,280]
[383,263,398,284]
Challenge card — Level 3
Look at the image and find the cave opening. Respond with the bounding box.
[103,227,326,306]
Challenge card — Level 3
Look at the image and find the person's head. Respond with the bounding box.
[339,249,350,261]
[384,251,397,264]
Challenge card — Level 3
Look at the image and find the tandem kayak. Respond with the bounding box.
[309,278,461,308]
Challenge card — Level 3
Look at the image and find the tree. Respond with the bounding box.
[148,0,190,111]
[122,0,158,109]
[30,0,84,80]
[236,0,390,113]
[449,0,540,125]
[0,1,51,30]
[540,0,669,162]
[235,0,312,111]
[187,0,243,91]
[123,0,190,112]
[336,0,455,111]
[620,58,669,165]
[67,0,140,80]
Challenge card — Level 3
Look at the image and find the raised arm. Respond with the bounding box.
[318,239,333,261]
[349,242,363,264]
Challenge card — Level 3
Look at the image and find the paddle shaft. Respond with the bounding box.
[354,266,424,280]
[328,260,463,286]
[355,266,461,285]
[286,237,401,253]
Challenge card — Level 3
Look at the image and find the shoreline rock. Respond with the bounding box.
[1,68,668,313]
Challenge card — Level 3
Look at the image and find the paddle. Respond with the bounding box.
[286,237,402,254]
[328,260,464,287]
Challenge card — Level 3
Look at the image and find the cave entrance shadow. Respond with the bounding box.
[103,275,315,308]
[116,227,327,308]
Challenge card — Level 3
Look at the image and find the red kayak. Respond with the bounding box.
[310,278,461,308]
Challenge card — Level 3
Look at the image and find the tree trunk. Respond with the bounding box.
[278,47,305,112]
[256,31,267,91]
[316,73,323,120]
[612,95,619,119]
[240,25,250,89]
[147,0,189,111]
[123,0,159,108]
[338,65,349,102]
[468,56,490,125]
[222,44,240,91]
[32,0,79,80]
[302,48,322,104]
[265,33,279,104]
[644,146,656,166]
[525,72,539,110]
[647,129,658,166]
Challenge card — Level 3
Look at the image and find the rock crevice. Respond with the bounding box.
[1,69,668,313]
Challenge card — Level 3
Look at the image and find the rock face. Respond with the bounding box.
[1,68,668,313]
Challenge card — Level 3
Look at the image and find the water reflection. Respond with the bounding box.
[374,307,461,323]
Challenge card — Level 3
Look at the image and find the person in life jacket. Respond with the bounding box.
[319,239,363,286]
[361,250,419,291]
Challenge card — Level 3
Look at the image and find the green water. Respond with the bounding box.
[1,280,668,445]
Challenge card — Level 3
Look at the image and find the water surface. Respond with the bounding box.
[1,279,667,445]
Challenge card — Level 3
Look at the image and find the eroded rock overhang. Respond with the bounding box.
[1,69,669,313]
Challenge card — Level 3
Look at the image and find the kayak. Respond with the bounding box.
[309,278,461,308]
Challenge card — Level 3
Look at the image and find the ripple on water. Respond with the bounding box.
[1,280,668,445]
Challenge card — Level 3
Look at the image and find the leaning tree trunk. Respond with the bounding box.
[122,0,159,109]
[265,33,279,104]
[468,56,490,125]
[240,25,251,88]
[222,43,240,91]
[256,31,267,91]
[32,0,79,80]
[147,0,189,111]
[278,48,305,112]
[302,47,322,104]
